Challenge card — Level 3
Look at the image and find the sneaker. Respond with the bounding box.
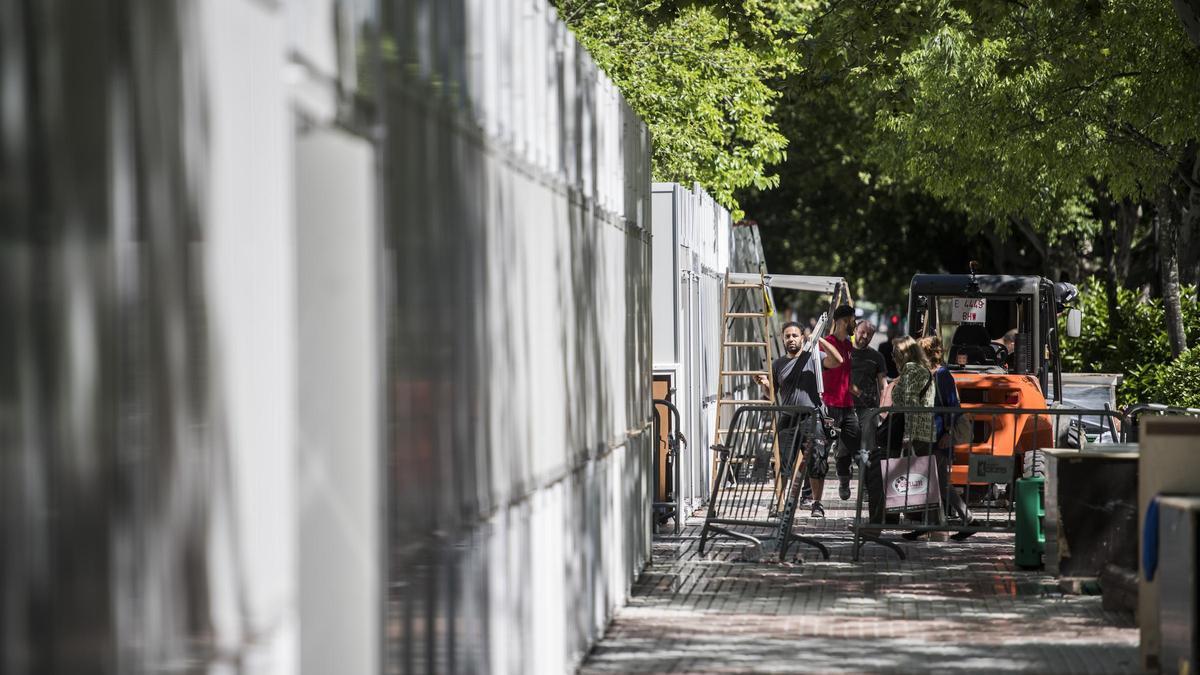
[838,477,852,501]
[811,501,825,518]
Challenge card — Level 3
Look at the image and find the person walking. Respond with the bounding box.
[921,335,971,527]
[810,305,860,515]
[891,337,939,539]
[850,320,888,429]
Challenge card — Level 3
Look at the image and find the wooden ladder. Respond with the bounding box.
[712,270,784,502]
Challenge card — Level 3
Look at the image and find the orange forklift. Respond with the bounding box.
[905,265,1085,487]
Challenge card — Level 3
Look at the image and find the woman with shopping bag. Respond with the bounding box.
[864,336,935,524]
[881,338,944,537]
[921,336,972,528]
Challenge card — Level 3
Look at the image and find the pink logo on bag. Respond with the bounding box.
[890,473,929,496]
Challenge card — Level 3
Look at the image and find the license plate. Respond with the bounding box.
[951,297,987,324]
[967,454,1013,483]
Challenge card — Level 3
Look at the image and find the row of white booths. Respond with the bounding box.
[650,183,849,526]
[650,183,789,524]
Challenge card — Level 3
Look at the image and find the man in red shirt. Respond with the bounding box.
[809,304,861,516]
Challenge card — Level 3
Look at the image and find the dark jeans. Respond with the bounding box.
[778,425,800,479]
[829,406,861,480]
[779,422,817,498]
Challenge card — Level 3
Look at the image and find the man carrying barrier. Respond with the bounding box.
[754,321,843,516]
[699,316,843,561]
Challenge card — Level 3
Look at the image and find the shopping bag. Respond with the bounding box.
[881,452,941,512]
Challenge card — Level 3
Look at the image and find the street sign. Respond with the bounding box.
[968,454,1013,483]
[951,297,987,324]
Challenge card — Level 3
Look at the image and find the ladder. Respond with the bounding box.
[712,271,784,502]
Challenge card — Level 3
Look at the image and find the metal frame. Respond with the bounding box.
[652,398,687,534]
[850,405,1130,561]
[699,405,830,561]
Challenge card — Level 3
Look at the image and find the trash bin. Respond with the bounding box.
[1016,476,1045,568]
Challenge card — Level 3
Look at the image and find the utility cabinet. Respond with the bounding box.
[1157,497,1200,675]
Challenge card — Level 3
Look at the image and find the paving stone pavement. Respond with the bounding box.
[581,489,1138,674]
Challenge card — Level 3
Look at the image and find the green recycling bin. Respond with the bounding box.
[1015,476,1046,568]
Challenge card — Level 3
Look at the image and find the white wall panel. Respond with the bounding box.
[381,1,653,672]
[295,127,380,675]
[1,1,650,673]
[201,0,297,666]
[651,183,771,513]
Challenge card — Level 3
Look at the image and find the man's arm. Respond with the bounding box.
[819,337,843,369]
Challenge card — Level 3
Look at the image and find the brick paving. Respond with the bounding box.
[582,487,1138,674]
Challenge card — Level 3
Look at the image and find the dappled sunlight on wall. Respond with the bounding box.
[379,1,653,672]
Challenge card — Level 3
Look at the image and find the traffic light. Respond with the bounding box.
[890,313,900,327]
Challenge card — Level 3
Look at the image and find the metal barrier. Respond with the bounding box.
[851,406,1129,561]
[652,399,687,534]
[1122,402,1200,441]
[698,405,830,561]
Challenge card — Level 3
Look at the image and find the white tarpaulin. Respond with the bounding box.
[727,272,847,295]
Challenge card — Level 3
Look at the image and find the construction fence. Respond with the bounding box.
[692,402,1198,564]
[1,1,654,674]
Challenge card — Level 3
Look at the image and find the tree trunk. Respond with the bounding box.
[1181,146,1200,297]
[1155,188,1189,358]
[1100,213,1124,334]
[1115,199,1138,285]
[1175,0,1200,50]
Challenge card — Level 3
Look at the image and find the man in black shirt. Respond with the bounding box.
[849,320,889,508]
[877,332,899,379]
[850,320,888,413]
[756,321,843,504]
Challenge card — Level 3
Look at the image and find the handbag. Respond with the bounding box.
[933,367,971,447]
[881,447,942,512]
[950,412,974,445]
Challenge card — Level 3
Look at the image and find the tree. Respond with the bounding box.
[554,0,797,214]
[739,65,992,312]
[862,1,1200,353]
[743,0,1200,355]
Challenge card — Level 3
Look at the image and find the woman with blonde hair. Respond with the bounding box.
[891,336,934,448]
[864,336,934,525]
[919,335,961,450]
[921,335,971,527]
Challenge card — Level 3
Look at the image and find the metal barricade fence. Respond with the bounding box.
[1122,402,1200,441]
[851,405,1129,561]
[652,399,687,534]
[698,405,830,561]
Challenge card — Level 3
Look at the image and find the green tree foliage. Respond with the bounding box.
[1061,280,1200,405]
[1155,348,1200,408]
[554,0,798,213]
[745,1,1199,349]
[739,77,990,311]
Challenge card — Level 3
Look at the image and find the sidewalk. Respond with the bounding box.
[581,489,1138,674]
